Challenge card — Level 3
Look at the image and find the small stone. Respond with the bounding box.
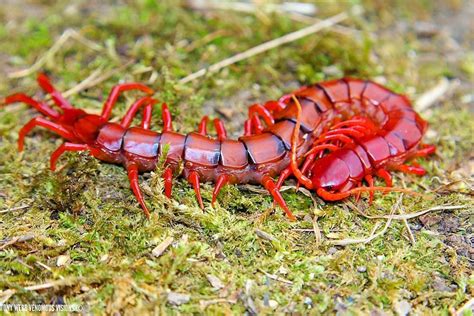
[268,299,278,309]
[328,247,338,255]
[394,300,411,316]
[167,292,190,306]
[56,255,70,267]
[357,266,367,273]
[206,274,224,290]
[303,296,313,307]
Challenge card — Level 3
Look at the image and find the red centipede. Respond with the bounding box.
[2,74,435,219]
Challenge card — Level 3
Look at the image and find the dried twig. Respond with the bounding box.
[0,235,35,250]
[179,11,354,84]
[453,298,474,316]
[351,205,470,221]
[8,29,102,79]
[415,77,460,112]
[257,269,293,285]
[151,236,174,257]
[62,60,135,99]
[0,204,30,214]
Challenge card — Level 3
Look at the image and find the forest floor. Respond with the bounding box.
[0,0,473,314]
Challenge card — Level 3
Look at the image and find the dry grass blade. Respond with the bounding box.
[415,77,460,112]
[151,237,174,257]
[8,29,102,79]
[179,10,354,84]
[258,269,293,285]
[62,60,135,99]
[353,205,470,220]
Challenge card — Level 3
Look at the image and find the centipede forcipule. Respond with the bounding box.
[2,74,435,219]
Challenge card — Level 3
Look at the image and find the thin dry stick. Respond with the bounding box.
[329,195,402,246]
[453,298,474,316]
[353,205,470,221]
[415,77,460,112]
[179,11,352,84]
[62,60,135,99]
[8,29,102,79]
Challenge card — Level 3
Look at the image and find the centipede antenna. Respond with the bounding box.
[127,163,151,218]
[163,167,173,198]
[188,171,204,209]
[212,174,230,205]
[290,95,313,189]
[262,175,296,220]
[4,93,61,119]
[37,73,74,109]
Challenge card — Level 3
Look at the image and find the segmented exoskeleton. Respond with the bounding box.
[2,74,435,219]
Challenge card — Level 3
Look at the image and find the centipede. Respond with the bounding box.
[2,74,436,220]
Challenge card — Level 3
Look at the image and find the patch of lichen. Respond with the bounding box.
[0,0,473,314]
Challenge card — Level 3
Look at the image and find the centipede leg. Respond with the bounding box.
[163,167,173,198]
[394,164,426,176]
[212,174,230,205]
[376,169,392,187]
[50,142,89,171]
[243,119,252,136]
[188,171,204,209]
[36,73,73,109]
[364,175,375,204]
[248,104,275,127]
[276,166,292,189]
[198,116,209,135]
[120,97,157,129]
[251,115,264,134]
[161,103,173,132]
[101,83,154,120]
[18,117,75,151]
[414,144,436,157]
[4,93,61,120]
[261,175,295,220]
[213,118,227,140]
[127,163,151,218]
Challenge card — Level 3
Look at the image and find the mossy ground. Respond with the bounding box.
[0,1,473,314]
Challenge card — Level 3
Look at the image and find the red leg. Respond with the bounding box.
[198,116,209,135]
[244,119,252,136]
[18,117,76,151]
[394,164,426,176]
[317,134,353,145]
[120,96,157,129]
[36,73,73,110]
[304,144,339,159]
[50,142,89,171]
[101,83,153,120]
[188,171,204,209]
[414,144,436,157]
[4,93,61,119]
[261,175,295,220]
[263,100,286,113]
[276,166,292,189]
[213,118,227,141]
[127,163,151,218]
[212,174,229,205]
[376,168,392,187]
[324,127,365,139]
[161,103,173,132]
[248,103,275,127]
[364,174,374,204]
[251,115,264,134]
[163,167,173,198]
